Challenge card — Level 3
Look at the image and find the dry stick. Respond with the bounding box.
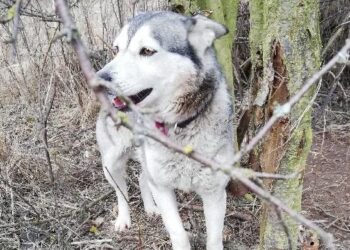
[39,80,61,244]
[6,0,31,103]
[10,0,22,58]
[0,176,40,217]
[54,0,350,248]
[322,11,350,58]
[41,81,56,187]
[233,61,243,100]
[0,190,115,229]
[71,239,113,245]
[319,64,347,115]
[0,14,13,24]
[104,166,128,203]
[275,206,292,250]
[40,24,60,73]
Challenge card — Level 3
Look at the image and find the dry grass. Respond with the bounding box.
[0,100,261,249]
[0,0,349,249]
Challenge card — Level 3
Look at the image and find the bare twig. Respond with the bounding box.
[19,11,60,22]
[38,78,60,244]
[11,0,22,58]
[0,175,40,218]
[71,239,113,245]
[104,166,128,203]
[110,0,123,27]
[319,64,347,114]
[275,206,292,250]
[322,11,350,58]
[0,190,115,229]
[40,80,56,186]
[0,16,12,24]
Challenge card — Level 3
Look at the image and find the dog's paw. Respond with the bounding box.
[114,215,131,232]
[144,204,160,216]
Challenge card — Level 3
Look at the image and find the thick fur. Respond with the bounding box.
[96,11,234,250]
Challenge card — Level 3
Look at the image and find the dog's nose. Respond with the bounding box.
[98,72,113,82]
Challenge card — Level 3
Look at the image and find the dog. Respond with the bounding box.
[96,11,234,250]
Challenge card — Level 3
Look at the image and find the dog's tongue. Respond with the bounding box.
[113,97,127,109]
[155,121,168,136]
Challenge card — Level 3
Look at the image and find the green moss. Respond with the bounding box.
[169,0,238,96]
[249,0,264,66]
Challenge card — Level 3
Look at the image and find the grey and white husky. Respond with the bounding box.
[96,11,234,250]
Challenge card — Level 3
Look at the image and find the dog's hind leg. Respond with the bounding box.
[102,152,131,232]
[200,189,227,250]
[139,171,159,216]
[148,183,191,250]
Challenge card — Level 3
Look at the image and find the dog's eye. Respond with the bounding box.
[112,46,119,56]
[140,47,157,56]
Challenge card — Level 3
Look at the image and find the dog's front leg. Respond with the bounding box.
[102,153,131,232]
[139,171,159,216]
[201,189,227,250]
[148,183,191,250]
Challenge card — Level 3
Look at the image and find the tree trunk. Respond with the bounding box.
[248,0,321,249]
[170,0,239,96]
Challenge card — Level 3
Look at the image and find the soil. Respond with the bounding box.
[302,130,350,249]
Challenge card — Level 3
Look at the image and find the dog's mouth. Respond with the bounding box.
[113,88,153,110]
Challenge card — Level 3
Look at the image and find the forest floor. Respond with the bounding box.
[0,102,349,249]
[302,129,350,249]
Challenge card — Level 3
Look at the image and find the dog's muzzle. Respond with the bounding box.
[112,88,153,110]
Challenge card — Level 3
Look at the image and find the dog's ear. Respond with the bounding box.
[186,15,228,57]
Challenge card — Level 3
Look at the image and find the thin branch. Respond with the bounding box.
[71,239,113,245]
[104,166,128,203]
[0,189,114,229]
[19,11,60,22]
[322,11,350,58]
[38,77,61,244]
[0,175,41,218]
[275,206,292,250]
[40,79,56,185]
[0,16,12,24]
[319,64,347,114]
[11,0,22,58]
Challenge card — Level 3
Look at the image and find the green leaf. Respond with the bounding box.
[183,145,193,155]
[7,4,16,20]
[117,111,128,123]
[89,225,99,234]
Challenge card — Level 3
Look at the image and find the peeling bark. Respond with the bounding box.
[260,42,290,187]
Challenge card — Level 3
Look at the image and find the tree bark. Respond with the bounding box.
[170,0,239,96]
[249,0,321,249]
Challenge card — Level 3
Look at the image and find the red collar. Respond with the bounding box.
[155,121,168,136]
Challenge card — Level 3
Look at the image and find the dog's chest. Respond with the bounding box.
[143,127,231,193]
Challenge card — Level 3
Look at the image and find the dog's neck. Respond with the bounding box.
[154,75,220,136]
[171,71,218,123]
[154,108,204,136]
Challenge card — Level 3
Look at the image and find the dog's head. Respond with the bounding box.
[98,11,228,124]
